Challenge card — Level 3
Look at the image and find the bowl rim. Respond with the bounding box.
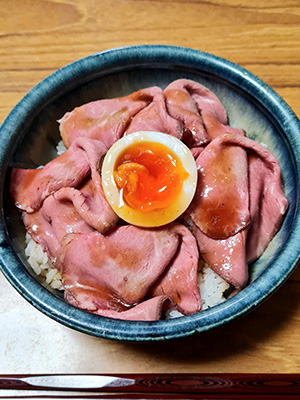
[1,44,300,341]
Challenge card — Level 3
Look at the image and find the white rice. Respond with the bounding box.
[25,233,63,291]
[199,265,229,310]
[24,139,230,314]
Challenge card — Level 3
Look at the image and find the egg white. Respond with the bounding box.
[101,131,198,227]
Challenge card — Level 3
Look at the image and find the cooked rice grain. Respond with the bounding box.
[199,265,230,310]
[25,233,63,290]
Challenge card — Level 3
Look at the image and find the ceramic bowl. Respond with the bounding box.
[0,45,300,341]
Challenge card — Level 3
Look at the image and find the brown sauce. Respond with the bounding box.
[195,146,248,239]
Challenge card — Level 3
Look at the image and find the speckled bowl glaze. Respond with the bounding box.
[0,45,300,341]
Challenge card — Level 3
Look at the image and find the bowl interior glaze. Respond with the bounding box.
[0,45,300,341]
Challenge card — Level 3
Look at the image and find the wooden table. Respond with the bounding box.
[0,0,300,376]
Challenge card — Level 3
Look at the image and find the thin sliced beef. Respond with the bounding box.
[85,295,174,321]
[246,149,289,263]
[202,113,246,141]
[62,226,180,315]
[164,79,228,146]
[54,177,117,234]
[148,223,201,315]
[22,177,119,268]
[190,146,205,159]
[193,228,248,291]
[23,194,94,268]
[189,133,250,240]
[125,87,183,139]
[59,87,159,148]
[186,113,245,159]
[11,137,118,234]
[188,132,288,291]
[11,138,108,213]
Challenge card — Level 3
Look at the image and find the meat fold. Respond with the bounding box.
[202,113,246,141]
[23,194,95,268]
[53,181,116,234]
[213,134,288,265]
[59,87,158,148]
[61,226,182,319]
[189,114,245,160]
[11,138,106,212]
[246,148,289,263]
[164,79,228,146]
[95,295,175,321]
[148,223,201,315]
[10,137,118,234]
[125,87,183,139]
[193,228,248,291]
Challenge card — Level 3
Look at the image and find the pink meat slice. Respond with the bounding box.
[125,87,183,139]
[164,79,228,146]
[23,194,94,268]
[190,146,205,159]
[61,226,180,316]
[188,132,288,290]
[148,223,201,315]
[188,112,245,159]
[53,179,117,234]
[11,137,107,213]
[193,227,248,291]
[246,150,289,263]
[189,133,250,240]
[88,295,175,321]
[202,113,246,141]
[11,149,83,213]
[59,87,159,148]
[10,138,118,234]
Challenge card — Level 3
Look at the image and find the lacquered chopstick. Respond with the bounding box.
[1,374,300,396]
[2,393,300,400]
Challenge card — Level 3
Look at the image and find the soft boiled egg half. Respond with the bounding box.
[101,131,198,227]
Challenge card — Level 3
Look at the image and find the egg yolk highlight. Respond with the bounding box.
[113,141,189,213]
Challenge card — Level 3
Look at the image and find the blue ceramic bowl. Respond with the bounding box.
[0,45,300,341]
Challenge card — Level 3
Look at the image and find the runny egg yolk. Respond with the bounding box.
[113,142,189,213]
[101,131,198,227]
